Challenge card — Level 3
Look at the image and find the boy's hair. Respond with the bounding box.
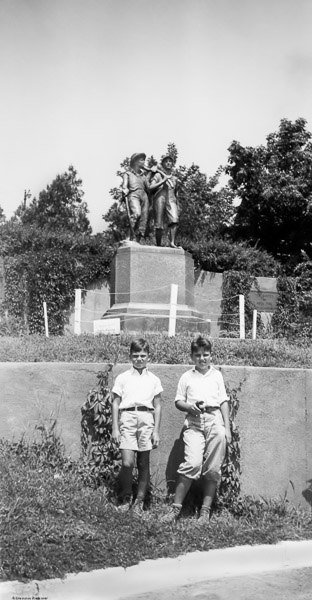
[190,336,212,354]
[130,338,150,354]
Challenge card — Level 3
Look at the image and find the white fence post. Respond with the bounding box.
[43,302,49,338]
[168,284,178,337]
[239,294,245,339]
[252,309,257,340]
[74,289,82,335]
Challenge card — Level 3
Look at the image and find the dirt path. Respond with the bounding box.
[121,567,312,600]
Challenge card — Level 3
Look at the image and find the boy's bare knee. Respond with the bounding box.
[122,459,135,469]
[202,470,221,483]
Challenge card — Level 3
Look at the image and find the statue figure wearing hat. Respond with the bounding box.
[149,155,181,248]
[121,153,152,243]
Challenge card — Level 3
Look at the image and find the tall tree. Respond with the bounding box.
[0,206,6,224]
[0,168,111,333]
[177,164,235,241]
[17,165,91,234]
[226,118,312,265]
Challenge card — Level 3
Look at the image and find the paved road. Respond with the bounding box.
[122,567,312,600]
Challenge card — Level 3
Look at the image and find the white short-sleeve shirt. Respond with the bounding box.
[112,367,163,410]
[175,366,228,408]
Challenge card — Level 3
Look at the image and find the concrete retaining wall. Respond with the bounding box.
[0,363,311,506]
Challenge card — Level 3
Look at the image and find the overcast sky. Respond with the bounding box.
[1,0,312,232]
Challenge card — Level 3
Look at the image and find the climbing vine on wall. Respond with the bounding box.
[216,378,245,510]
[81,365,121,489]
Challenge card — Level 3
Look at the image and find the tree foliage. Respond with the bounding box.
[226,118,312,264]
[0,206,6,224]
[271,254,312,338]
[1,167,112,334]
[103,143,279,275]
[295,256,312,319]
[16,165,91,234]
[176,164,235,241]
[183,237,278,275]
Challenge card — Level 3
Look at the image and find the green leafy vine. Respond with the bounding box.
[80,364,121,488]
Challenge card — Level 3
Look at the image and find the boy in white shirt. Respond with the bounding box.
[112,338,163,515]
[163,336,231,524]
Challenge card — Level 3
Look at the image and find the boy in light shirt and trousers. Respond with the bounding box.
[164,336,231,523]
[112,338,163,516]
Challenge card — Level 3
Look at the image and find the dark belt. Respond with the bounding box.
[203,406,219,413]
[120,406,154,412]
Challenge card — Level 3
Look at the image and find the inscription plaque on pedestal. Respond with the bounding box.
[249,291,278,312]
[249,277,278,312]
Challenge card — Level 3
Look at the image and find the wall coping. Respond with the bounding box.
[0,362,310,373]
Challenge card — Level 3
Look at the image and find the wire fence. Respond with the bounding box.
[81,285,238,303]
[72,285,253,339]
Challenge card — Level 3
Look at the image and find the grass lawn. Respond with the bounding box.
[1,332,311,583]
[0,333,311,368]
[1,439,311,583]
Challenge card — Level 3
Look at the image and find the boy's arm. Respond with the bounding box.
[175,374,201,416]
[151,394,162,448]
[112,393,121,445]
[220,401,232,444]
[175,399,202,416]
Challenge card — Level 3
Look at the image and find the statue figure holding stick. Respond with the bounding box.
[149,155,181,248]
[121,153,152,244]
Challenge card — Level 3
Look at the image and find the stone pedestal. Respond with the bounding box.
[102,245,210,333]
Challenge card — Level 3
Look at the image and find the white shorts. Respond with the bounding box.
[119,410,154,452]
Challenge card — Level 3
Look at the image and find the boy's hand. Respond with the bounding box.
[112,428,121,445]
[151,430,160,448]
[225,427,232,445]
[187,403,202,417]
